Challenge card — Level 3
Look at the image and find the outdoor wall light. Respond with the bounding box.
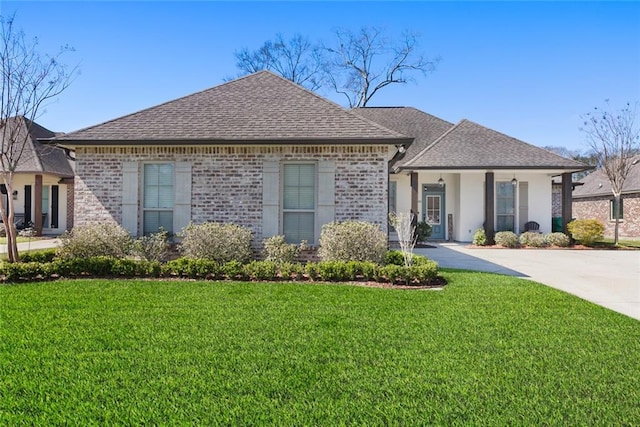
[511,175,518,186]
[397,145,406,154]
[438,174,445,187]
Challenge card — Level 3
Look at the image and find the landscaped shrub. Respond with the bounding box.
[178,222,253,263]
[494,231,519,248]
[385,250,433,266]
[262,235,300,263]
[163,258,221,279]
[318,221,387,263]
[544,232,570,247]
[243,260,279,281]
[132,229,170,262]
[415,221,432,243]
[19,249,57,263]
[519,232,545,247]
[57,223,133,259]
[472,228,487,246]
[567,219,604,246]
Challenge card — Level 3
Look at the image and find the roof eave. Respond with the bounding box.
[47,137,413,146]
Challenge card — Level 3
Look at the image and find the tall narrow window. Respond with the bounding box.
[389,181,397,231]
[283,164,315,243]
[143,163,174,235]
[610,198,623,220]
[496,182,515,232]
[42,186,50,228]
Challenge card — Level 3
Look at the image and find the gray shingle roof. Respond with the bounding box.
[1,117,74,177]
[351,107,453,168]
[56,71,409,145]
[402,119,588,170]
[573,155,640,198]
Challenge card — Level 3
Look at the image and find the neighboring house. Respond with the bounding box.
[52,71,588,245]
[353,107,588,241]
[572,155,640,239]
[0,117,75,235]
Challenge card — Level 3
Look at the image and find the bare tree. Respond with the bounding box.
[233,33,323,91]
[580,101,640,245]
[0,14,76,262]
[323,27,438,107]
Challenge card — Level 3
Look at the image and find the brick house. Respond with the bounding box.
[52,71,588,244]
[1,117,75,235]
[572,156,640,239]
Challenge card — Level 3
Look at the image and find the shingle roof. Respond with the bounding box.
[402,119,588,170]
[1,117,74,177]
[351,107,453,168]
[573,155,640,198]
[56,71,410,145]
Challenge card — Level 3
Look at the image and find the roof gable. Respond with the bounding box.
[573,155,640,197]
[402,119,588,170]
[57,71,408,144]
[352,107,453,167]
[1,117,73,177]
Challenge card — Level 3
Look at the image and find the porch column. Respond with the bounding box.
[484,172,495,245]
[410,172,418,217]
[561,172,573,234]
[34,174,43,236]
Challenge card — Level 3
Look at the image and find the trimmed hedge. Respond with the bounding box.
[0,257,440,286]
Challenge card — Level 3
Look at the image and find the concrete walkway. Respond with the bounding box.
[415,243,640,321]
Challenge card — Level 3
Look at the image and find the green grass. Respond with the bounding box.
[1,272,639,425]
[593,238,640,248]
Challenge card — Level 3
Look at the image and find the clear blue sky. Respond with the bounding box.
[2,1,639,152]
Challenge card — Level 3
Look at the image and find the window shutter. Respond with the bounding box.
[122,161,139,235]
[316,160,335,241]
[173,162,191,235]
[518,181,528,233]
[262,160,280,239]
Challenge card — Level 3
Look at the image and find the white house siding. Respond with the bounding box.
[74,145,389,245]
[392,171,555,242]
[10,174,69,233]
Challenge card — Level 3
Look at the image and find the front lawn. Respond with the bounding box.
[1,272,638,425]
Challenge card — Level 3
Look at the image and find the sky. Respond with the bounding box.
[1,1,639,152]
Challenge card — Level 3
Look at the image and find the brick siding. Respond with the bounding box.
[74,145,389,243]
[573,193,640,239]
[551,184,562,217]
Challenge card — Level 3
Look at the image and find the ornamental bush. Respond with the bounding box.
[317,221,387,264]
[472,228,487,246]
[262,235,300,263]
[567,219,604,246]
[494,231,519,248]
[57,223,133,259]
[519,232,545,247]
[544,232,570,247]
[132,229,171,262]
[178,222,253,263]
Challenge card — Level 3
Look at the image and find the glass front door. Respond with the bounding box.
[422,184,445,240]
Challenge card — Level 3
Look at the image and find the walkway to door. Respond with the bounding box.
[415,243,640,321]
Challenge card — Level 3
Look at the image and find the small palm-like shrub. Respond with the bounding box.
[178,222,253,263]
[519,232,545,247]
[494,231,518,248]
[57,222,133,259]
[567,219,604,246]
[472,228,487,246]
[318,221,387,264]
[545,232,571,247]
[262,235,300,263]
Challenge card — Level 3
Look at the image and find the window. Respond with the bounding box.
[143,163,174,235]
[425,195,441,224]
[282,164,315,243]
[41,185,60,229]
[610,198,624,221]
[496,182,516,232]
[389,181,397,231]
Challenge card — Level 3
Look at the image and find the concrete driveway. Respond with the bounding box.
[416,243,640,321]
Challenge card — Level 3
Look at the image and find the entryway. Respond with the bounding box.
[422,184,445,240]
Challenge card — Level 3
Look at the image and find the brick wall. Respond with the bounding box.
[573,193,640,239]
[66,180,74,231]
[551,184,562,217]
[74,145,389,243]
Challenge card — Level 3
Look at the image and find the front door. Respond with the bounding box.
[422,184,445,240]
